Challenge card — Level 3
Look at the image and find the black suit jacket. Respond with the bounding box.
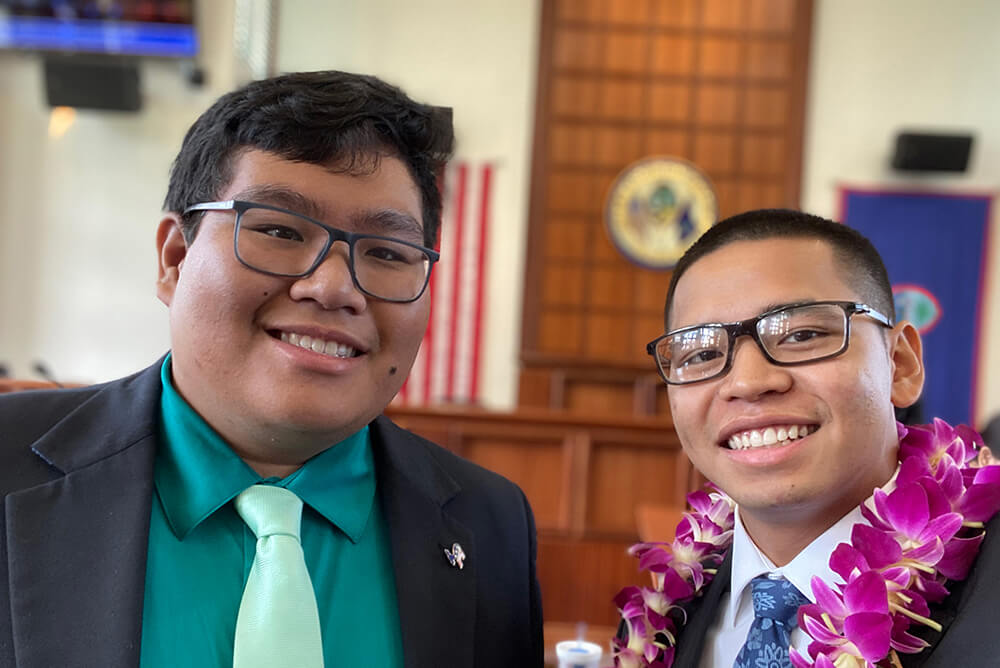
[0,360,543,668]
[669,513,1000,667]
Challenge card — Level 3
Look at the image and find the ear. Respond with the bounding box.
[977,446,996,468]
[156,213,188,307]
[888,321,925,408]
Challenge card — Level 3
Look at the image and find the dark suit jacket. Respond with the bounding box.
[0,360,543,668]
[669,513,1000,667]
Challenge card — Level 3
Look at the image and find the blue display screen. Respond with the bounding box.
[0,2,197,57]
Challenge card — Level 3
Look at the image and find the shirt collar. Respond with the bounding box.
[155,354,376,544]
[727,466,900,623]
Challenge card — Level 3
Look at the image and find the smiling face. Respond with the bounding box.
[666,237,924,546]
[156,149,429,473]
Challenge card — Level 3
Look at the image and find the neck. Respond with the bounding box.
[740,511,841,567]
[739,486,886,567]
[221,425,348,480]
[237,455,305,480]
[209,412,355,480]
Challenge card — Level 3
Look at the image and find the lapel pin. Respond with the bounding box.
[443,542,466,570]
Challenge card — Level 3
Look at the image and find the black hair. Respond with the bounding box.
[163,70,454,247]
[664,208,895,329]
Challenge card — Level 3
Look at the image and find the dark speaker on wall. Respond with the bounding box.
[891,132,973,173]
[43,56,142,112]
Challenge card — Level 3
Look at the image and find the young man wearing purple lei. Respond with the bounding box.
[621,209,1000,668]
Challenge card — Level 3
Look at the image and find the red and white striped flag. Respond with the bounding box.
[396,161,493,405]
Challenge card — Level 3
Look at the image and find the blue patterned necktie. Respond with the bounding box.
[734,575,809,668]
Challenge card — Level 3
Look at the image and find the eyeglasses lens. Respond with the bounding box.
[235,208,431,301]
[756,304,848,363]
[660,303,850,383]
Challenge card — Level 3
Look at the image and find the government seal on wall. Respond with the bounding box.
[604,157,717,269]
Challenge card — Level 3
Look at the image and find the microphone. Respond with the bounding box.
[32,361,65,388]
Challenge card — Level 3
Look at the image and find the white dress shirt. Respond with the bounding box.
[696,467,900,668]
[696,504,865,668]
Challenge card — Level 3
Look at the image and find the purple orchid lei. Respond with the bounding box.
[610,419,1000,668]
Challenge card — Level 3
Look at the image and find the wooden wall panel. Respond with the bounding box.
[702,0,746,29]
[543,218,588,260]
[564,381,634,416]
[520,0,814,417]
[538,537,646,627]
[651,35,696,75]
[748,0,796,30]
[463,437,568,530]
[747,39,791,79]
[696,84,740,125]
[586,444,685,533]
[647,83,692,122]
[698,37,745,77]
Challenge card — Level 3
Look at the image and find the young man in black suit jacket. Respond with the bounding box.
[0,71,542,668]
[625,209,1000,667]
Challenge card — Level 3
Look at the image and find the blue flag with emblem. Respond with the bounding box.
[840,188,991,425]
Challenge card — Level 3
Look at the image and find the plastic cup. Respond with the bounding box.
[555,640,603,668]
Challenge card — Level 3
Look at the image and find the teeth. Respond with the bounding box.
[279,331,358,359]
[726,424,815,450]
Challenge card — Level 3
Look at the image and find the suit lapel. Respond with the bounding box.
[671,550,732,668]
[371,417,476,668]
[5,364,161,668]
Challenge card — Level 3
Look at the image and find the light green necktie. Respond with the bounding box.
[233,484,324,668]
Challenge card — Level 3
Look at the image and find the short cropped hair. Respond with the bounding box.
[163,70,454,247]
[664,208,895,329]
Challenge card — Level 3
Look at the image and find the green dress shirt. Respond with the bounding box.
[139,357,404,667]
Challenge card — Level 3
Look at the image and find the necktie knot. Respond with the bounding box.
[750,575,809,627]
[234,484,303,542]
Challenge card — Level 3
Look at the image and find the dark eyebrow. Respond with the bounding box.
[760,300,810,313]
[348,209,425,242]
[760,300,826,314]
[231,185,425,242]
[231,185,326,220]
[671,299,821,332]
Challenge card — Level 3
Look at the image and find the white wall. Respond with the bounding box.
[0,0,238,383]
[802,0,1000,426]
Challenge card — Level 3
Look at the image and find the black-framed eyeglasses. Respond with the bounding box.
[184,200,439,303]
[646,300,893,385]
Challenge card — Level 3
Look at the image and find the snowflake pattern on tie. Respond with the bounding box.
[734,576,809,668]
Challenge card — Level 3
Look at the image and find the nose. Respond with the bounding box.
[717,335,792,401]
[287,242,368,313]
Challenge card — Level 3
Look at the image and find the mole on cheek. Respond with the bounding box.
[389,367,397,375]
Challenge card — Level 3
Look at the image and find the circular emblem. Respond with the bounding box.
[604,157,718,269]
[892,284,942,334]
